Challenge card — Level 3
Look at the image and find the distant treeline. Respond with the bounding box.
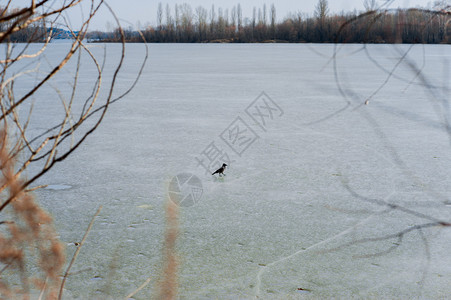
[0,6,46,42]
[87,1,451,44]
[0,6,79,42]
[3,1,451,44]
[0,25,80,42]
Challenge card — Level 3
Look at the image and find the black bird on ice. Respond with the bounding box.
[212,163,227,176]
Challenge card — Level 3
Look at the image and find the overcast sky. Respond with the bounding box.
[19,0,438,30]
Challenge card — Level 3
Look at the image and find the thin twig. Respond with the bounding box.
[58,206,103,300]
[25,185,48,192]
[125,276,153,299]
[37,277,47,300]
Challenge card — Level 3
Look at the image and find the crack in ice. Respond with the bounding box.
[253,191,396,298]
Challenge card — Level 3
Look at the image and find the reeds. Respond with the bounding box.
[156,197,180,300]
[0,129,65,299]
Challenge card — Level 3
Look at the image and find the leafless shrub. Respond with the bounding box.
[0,0,147,298]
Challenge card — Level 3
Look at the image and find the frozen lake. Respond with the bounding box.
[14,43,451,298]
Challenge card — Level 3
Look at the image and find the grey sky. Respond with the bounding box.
[17,0,436,30]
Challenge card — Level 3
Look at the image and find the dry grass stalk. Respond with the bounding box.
[58,206,102,300]
[0,129,65,299]
[125,275,153,299]
[156,198,180,300]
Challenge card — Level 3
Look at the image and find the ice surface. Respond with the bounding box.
[13,43,450,298]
